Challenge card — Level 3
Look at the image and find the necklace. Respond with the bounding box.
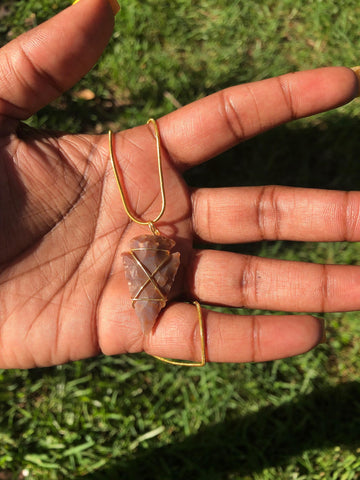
[109,119,206,366]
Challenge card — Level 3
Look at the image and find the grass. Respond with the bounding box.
[1,0,360,478]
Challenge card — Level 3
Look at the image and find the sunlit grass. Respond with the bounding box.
[1,0,360,478]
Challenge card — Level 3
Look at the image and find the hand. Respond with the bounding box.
[0,0,358,368]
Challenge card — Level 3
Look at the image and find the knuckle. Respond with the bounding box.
[276,75,297,121]
[189,315,201,360]
[12,44,63,104]
[191,189,212,240]
[343,191,359,241]
[218,89,247,142]
[320,264,330,312]
[237,255,260,308]
[251,316,262,362]
[256,185,282,240]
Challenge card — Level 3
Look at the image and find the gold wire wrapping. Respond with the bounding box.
[109,119,207,367]
[151,301,206,367]
[129,248,169,307]
[122,234,180,334]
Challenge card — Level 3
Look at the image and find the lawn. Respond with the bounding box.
[1,0,360,478]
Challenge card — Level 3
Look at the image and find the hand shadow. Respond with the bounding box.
[85,381,360,479]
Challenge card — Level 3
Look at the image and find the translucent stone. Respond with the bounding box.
[122,235,180,334]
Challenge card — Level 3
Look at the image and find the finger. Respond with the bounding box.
[0,0,114,132]
[158,67,358,169]
[188,249,360,313]
[191,185,360,244]
[101,302,324,363]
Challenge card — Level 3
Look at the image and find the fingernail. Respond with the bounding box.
[72,0,120,16]
[350,66,360,97]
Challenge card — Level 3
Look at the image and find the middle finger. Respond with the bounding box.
[191,185,360,243]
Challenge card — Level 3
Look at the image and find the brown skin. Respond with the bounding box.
[0,0,359,368]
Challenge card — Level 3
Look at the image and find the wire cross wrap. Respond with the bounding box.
[128,247,171,308]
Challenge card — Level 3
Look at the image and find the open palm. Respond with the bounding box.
[1,0,359,368]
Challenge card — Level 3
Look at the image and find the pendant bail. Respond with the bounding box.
[148,221,160,236]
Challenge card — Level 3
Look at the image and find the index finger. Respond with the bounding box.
[159,67,358,169]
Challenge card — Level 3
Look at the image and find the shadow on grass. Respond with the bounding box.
[184,113,360,191]
[87,381,360,479]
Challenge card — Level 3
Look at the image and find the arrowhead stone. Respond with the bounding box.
[122,235,180,334]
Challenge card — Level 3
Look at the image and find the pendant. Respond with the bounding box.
[122,234,180,334]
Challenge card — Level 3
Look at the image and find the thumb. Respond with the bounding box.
[0,0,117,133]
